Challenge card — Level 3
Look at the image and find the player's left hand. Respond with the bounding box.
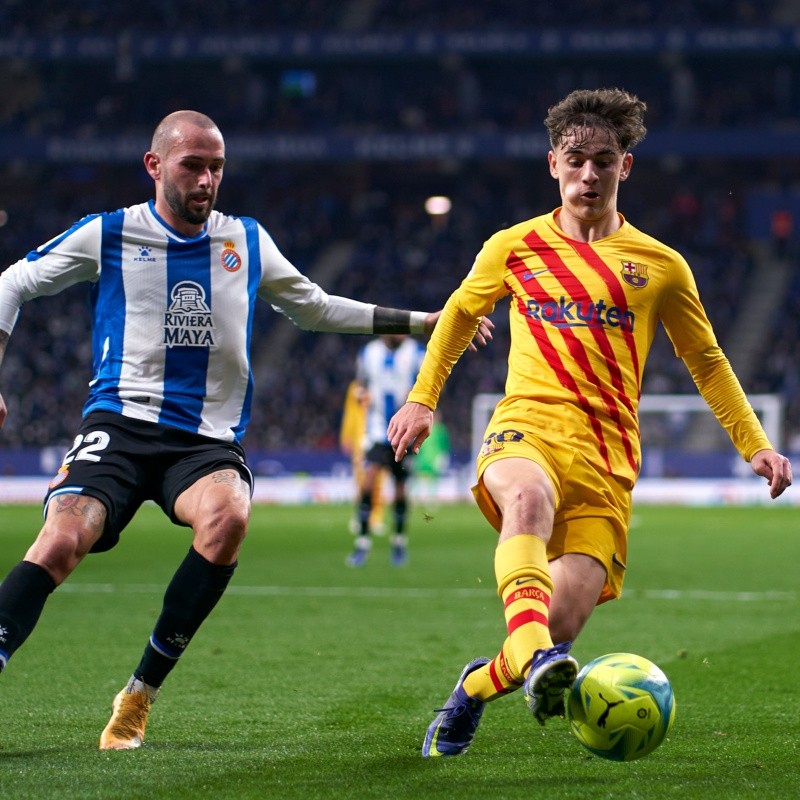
[388,401,434,461]
[750,449,793,499]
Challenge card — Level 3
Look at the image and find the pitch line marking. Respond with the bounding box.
[55,583,797,602]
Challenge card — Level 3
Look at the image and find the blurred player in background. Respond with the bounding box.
[0,110,480,751]
[388,87,793,757]
[347,334,426,567]
[339,379,386,535]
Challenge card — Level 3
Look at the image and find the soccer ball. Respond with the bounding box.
[566,652,676,762]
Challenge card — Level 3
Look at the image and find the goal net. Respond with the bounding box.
[470,392,783,481]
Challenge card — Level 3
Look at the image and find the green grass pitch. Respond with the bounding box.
[0,501,798,799]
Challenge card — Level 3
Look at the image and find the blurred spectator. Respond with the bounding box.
[770,208,794,259]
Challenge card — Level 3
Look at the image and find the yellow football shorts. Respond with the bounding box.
[472,422,632,604]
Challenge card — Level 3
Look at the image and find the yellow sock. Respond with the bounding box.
[463,640,524,702]
[495,535,554,673]
[463,535,554,701]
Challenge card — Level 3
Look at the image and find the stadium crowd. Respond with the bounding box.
[0,0,790,34]
[1,2,799,463]
[1,38,800,140]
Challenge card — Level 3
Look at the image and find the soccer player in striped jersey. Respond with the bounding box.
[0,110,489,750]
[346,334,426,568]
[388,88,793,757]
[340,379,388,536]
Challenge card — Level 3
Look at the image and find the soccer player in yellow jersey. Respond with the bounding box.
[387,87,793,757]
[340,380,387,536]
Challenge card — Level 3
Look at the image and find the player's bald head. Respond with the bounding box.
[150,111,223,155]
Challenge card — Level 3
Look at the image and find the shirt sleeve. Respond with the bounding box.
[256,226,375,333]
[0,214,103,335]
[682,345,773,461]
[657,251,718,357]
[658,252,771,460]
[407,237,509,409]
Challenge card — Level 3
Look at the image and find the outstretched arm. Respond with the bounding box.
[682,346,792,499]
[374,308,494,351]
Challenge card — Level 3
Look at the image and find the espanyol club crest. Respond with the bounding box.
[49,466,69,489]
[220,240,242,272]
[621,261,648,289]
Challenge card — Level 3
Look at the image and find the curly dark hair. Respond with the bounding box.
[544,88,647,152]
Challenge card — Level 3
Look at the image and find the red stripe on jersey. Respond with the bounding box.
[507,608,549,634]
[507,250,612,472]
[568,238,641,382]
[518,230,638,474]
[560,237,640,469]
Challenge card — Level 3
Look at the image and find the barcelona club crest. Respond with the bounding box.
[621,261,648,289]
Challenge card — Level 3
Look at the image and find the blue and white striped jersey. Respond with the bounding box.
[356,337,426,449]
[0,200,376,442]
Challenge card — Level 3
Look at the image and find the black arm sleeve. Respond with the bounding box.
[373,307,412,334]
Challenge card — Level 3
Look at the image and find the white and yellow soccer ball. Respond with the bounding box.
[566,652,676,762]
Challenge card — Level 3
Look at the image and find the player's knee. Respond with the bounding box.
[193,498,249,563]
[26,525,96,584]
[209,500,248,539]
[501,480,554,522]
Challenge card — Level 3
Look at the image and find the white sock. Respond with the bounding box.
[126,675,160,704]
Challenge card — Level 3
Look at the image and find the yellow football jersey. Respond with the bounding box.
[409,209,771,485]
[339,380,367,455]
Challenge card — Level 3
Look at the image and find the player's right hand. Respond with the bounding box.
[387,402,434,461]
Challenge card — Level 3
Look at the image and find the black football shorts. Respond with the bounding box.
[42,411,253,552]
[364,442,412,482]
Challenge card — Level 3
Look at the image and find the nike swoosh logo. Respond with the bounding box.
[522,268,549,281]
[611,552,626,569]
[515,578,536,585]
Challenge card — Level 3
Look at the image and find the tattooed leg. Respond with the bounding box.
[25,494,107,584]
[0,494,106,669]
